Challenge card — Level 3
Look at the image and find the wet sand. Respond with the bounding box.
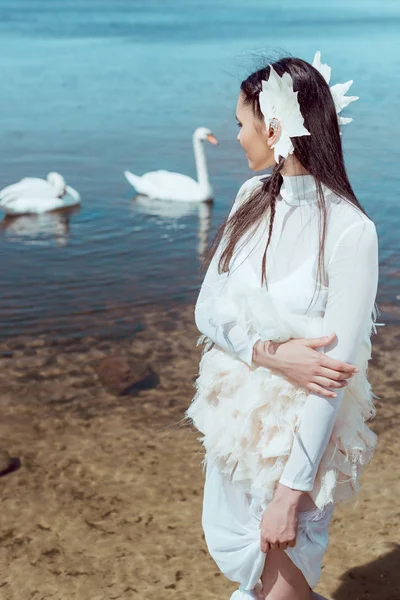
[0,304,399,600]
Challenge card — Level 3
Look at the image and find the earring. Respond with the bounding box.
[269,118,279,134]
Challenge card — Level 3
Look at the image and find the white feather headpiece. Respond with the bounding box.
[258,65,311,163]
[312,50,359,125]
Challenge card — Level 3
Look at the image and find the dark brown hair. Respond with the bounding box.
[203,56,369,309]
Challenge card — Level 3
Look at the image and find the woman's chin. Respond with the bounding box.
[247,156,256,170]
[248,159,262,172]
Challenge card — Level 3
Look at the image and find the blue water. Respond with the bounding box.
[0,0,399,340]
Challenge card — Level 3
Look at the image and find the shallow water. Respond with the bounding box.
[0,0,399,340]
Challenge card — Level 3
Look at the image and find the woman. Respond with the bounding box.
[185,53,381,600]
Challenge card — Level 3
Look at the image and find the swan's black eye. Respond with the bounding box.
[237,122,242,128]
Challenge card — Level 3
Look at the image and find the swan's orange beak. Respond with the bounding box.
[207,134,219,145]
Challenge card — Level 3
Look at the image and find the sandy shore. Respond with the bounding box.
[0,304,399,600]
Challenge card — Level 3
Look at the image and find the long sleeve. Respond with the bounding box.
[278,218,379,491]
[194,250,262,368]
[194,177,263,367]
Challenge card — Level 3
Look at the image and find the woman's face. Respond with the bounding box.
[236,91,277,171]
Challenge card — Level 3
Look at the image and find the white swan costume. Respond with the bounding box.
[185,174,382,598]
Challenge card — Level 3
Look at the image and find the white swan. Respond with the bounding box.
[0,172,81,215]
[124,127,218,202]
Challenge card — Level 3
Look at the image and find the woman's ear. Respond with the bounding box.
[266,121,280,149]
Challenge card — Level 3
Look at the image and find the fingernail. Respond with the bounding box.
[332,393,337,397]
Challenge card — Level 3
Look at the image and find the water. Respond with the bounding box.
[0,0,399,340]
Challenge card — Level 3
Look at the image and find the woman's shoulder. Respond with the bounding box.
[328,193,376,233]
[230,174,268,216]
[326,196,378,258]
[237,174,268,198]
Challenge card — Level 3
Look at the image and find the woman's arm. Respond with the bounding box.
[278,218,379,492]
[195,282,262,367]
[194,177,266,367]
[253,333,360,398]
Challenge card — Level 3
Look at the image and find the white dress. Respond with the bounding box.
[185,173,381,598]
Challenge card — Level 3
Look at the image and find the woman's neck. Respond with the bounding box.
[281,154,310,177]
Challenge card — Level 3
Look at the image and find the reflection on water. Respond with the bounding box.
[132,195,213,259]
[0,206,81,247]
[197,200,213,259]
[133,196,200,220]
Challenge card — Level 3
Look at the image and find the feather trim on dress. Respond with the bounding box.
[186,278,382,511]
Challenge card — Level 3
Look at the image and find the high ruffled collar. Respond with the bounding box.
[280,173,318,206]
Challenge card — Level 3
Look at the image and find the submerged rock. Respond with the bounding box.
[0,450,20,476]
[95,355,158,396]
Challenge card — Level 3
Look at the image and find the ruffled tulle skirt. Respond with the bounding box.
[186,335,377,511]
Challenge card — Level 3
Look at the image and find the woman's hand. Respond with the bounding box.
[259,483,304,552]
[252,332,358,399]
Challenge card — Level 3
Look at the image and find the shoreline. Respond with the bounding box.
[0,297,398,347]
[0,303,399,599]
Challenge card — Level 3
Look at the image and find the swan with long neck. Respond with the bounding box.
[124,127,218,202]
[0,172,81,215]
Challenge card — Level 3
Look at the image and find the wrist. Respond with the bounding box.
[274,482,306,506]
[253,339,283,369]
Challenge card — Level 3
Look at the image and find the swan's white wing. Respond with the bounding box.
[0,183,18,201]
[19,179,56,196]
[124,170,162,198]
[0,178,55,202]
[143,171,200,195]
[0,182,31,201]
[19,177,50,186]
[125,169,207,201]
[0,196,65,215]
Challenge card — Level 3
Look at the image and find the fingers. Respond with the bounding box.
[261,539,296,552]
[304,333,336,348]
[260,540,270,553]
[306,336,359,374]
[317,367,354,383]
[305,334,359,375]
[312,375,349,390]
[307,382,338,398]
[276,542,288,551]
[322,357,359,375]
[269,542,281,551]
